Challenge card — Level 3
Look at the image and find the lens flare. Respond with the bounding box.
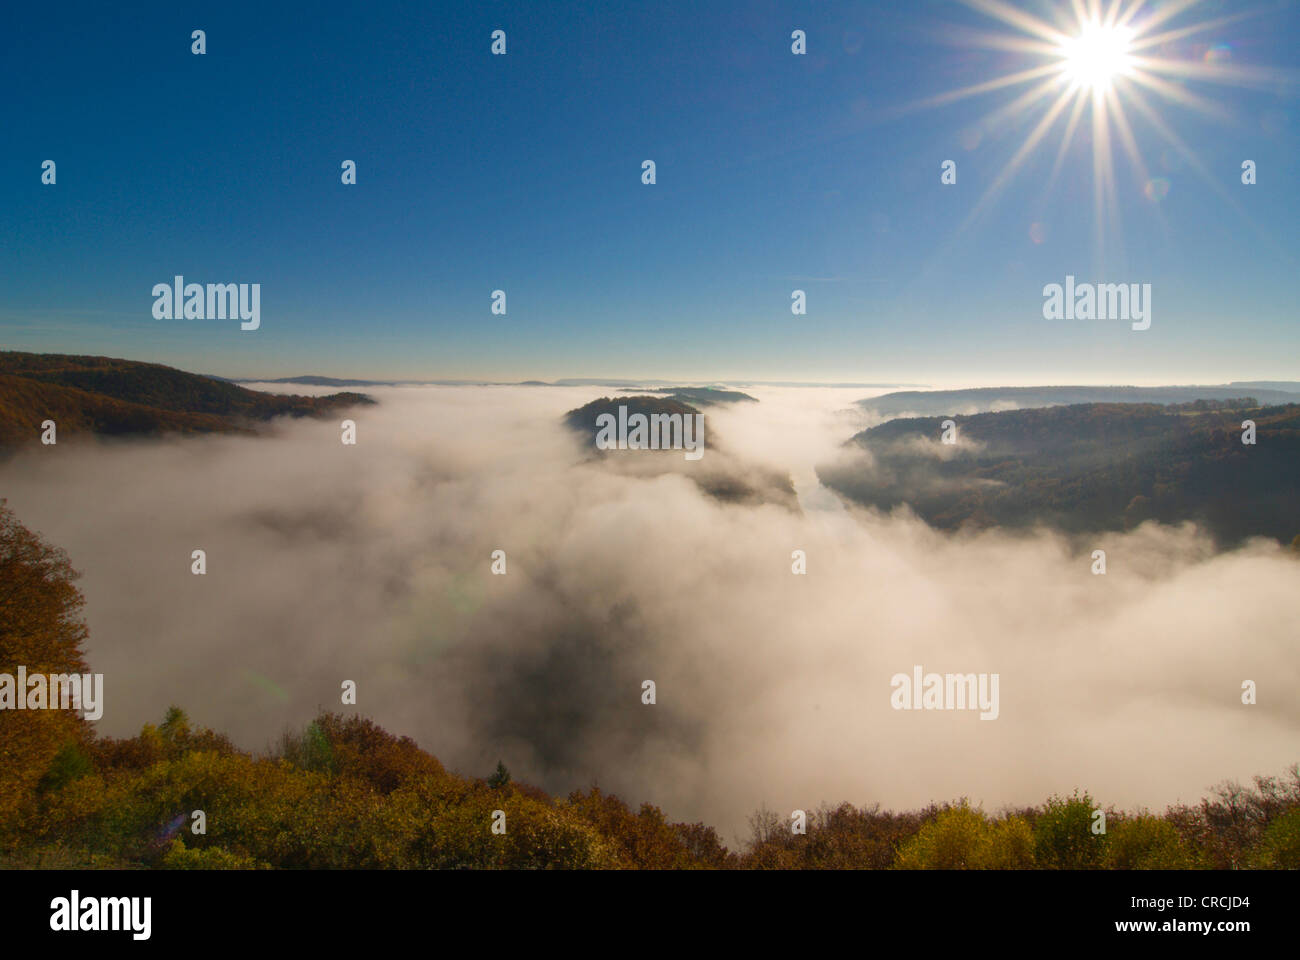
[1143,177,1171,203]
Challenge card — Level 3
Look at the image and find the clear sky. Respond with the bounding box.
[2,0,1297,384]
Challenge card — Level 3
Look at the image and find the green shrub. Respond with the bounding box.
[894,803,1034,869]
[277,720,336,775]
[1105,815,1197,869]
[895,804,987,869]
[1034,792,1106,868]
[984,815,1036,868]
[1252,808,1300,868]
[161,838,270,869]
[37,741,93,794]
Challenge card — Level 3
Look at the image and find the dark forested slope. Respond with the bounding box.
[819,401,1300,546]
[0,353,373,449]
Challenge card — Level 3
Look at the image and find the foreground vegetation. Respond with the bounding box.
[4,706,1296,870]
[3,502,1297,870]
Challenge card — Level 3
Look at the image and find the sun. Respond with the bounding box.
[899,0,1290,269]
[1059,22,1134,91]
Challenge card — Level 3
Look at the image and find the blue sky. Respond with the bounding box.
[1,0,1297,383]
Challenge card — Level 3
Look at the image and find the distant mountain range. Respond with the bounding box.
[819,400,1300,546]
[229,375,394,387]
[231,375,923,389]
[616,386,759,406]
[0,353,374,450]
[857,384,1300,419]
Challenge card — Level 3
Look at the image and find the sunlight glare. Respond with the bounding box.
[1060,22,1134,90]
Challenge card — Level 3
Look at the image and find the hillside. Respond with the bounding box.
[858,384,1300,420]
[564,395,798,509]
[564,394,702,438]
[0,353,374,449]
[819,401,1300,546]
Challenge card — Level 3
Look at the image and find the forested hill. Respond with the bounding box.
[0,352,373,449]
[563,395,799,510]
[563,394,703,440]
[819,401,1300,547]
[858,384,1300,419]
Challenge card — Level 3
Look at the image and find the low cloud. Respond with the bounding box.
[1,384,1295,843]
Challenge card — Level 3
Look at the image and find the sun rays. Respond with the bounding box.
[918,0,1295,267]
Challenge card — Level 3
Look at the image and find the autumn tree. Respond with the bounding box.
[0,500,91,829]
